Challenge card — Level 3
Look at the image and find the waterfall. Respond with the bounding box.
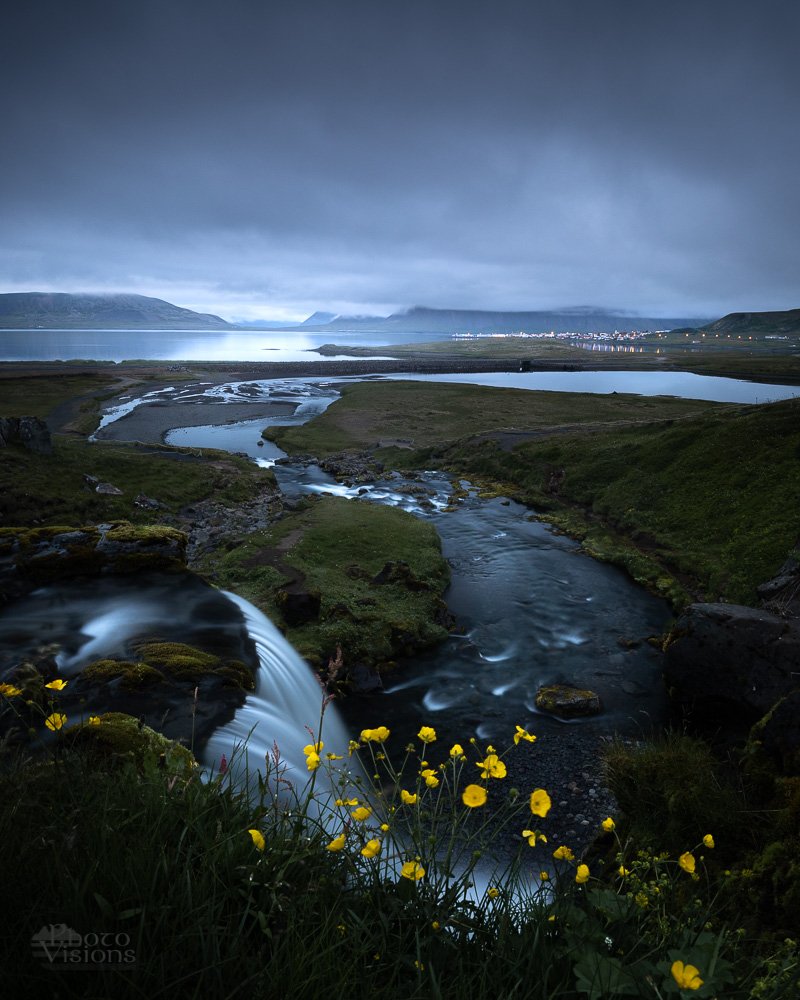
[202,592,354,797]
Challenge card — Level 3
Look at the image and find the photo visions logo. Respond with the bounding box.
[31,924,136,969]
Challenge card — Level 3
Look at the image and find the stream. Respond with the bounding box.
[8,368,787,855]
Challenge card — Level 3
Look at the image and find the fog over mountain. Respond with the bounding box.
[1,1,798,320]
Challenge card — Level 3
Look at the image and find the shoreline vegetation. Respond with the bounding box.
[1,347,799,997]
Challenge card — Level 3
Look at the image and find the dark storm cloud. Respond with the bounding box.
[1,0,798,319]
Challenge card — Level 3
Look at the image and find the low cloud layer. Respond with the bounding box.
[1,0,797,320]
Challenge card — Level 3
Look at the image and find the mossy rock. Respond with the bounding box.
[131,641,254,690]
[67,712,195,774]
[0,521,187,597]
[534,683,601,717]
[82,659,166,688]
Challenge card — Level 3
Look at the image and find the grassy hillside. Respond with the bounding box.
[443,398,800,606]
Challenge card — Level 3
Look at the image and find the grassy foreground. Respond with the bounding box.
[1,708,797,1000]
[268,382,799,607]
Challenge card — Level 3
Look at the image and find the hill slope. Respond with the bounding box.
[0,292,230,329]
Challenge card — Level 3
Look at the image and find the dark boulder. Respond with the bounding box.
[276,585,321,625]
[664,603,800,719]
[0,416,52,454]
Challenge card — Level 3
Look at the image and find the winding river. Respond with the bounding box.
[4,368,796,850]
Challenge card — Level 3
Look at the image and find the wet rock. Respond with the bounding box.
[0,416,52,454]
[83,473,99,486]
[535,684,601,717]
[96,482,123,495]
[664,603,800,718]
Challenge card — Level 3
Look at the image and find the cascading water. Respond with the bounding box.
[0,577,354,807]
[203,592,353,792]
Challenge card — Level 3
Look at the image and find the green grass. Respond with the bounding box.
[2,721,797,999]
[0,437,275,526]
[0,371,121,418]
[267,381,722,461]
[201,495,451,668]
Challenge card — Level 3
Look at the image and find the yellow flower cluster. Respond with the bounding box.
[360,726,390,743]
[303,740,323,771]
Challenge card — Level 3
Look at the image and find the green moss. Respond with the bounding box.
[131,642,254,689]
[67,712,195,773]
[82,659,165,687]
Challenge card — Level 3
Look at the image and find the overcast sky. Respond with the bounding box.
[1,0,797,321]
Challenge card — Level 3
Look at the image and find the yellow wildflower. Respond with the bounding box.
[618,865,630,877]
[326,752,344,760]
[671,960,704,991]
[360,726,390,743]
[530,788,552,817]
[539,870,550,881]
[514,725,536,744]
[303,740,323,755]
[336,797,359,807]
[420,768,439,788]
[703,834,715,849]
[414,960,425,972]
[575,864,590,884]
[0,683,22,697]
[45,679,68,690]
[417,726,437,743]
[476,753,507,779]
[634,891,649,908]
[305,752,321,771]
[462,784,488,808]
[552,845,574,861]
[326,833,346,852]
[522,829,547,846]
[361,839,381,858]
[44,713,67,731]
[351,806,372,822]
[679,852,696,874]
[88,715,101,726]
[449,743,464,758]
[400,789,418,805]
[347,740,361,755]
[431,920,440,930]
[380,823,390,832]
[601,817,615,832]
[487,886,500,899]
[248,829,265,851]
[401,860,426,881]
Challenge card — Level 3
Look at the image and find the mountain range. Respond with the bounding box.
[0,293,796,337]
